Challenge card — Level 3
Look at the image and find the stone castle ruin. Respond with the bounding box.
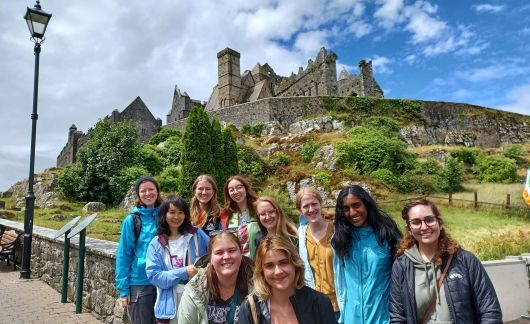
[57,47,384,167]
[168,47,383,120]
[56,96,162,167]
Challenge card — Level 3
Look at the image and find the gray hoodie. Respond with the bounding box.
[404,245,453,324]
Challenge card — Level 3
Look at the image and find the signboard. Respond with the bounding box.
[67,213,97,238]
[53,216,81,239]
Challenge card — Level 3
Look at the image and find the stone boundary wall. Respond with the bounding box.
[0,219,127,324]
[166,96,328,131]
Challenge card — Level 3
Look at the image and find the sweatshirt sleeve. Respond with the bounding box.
[389,259,408,323]
[145,237,189,290]
[115,214,135,297]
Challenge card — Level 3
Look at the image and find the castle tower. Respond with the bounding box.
[358,60,383,98]
[217,48,241,108]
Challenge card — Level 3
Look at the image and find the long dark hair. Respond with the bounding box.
[157,195,196,236]
[331,185,401,259]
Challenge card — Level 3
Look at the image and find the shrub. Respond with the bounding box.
[56,163,82,200]
[439,157,463,192]
[148,128,181,145]
[315,171,332,186]
[416,158,442,175]
[502,144,524,163]
[241,123,264,136]
[364,116,400,134]
[162,135,182,166]
[300,139,320,163]
[222,128,239,181]
[111,166,150,203]
[334,126,415,175]
[238,146,268,183]
[450,147,483,165]
[370,168,398,187]
[396,172,439,194]
[473,156,518,183]
[159,165,180,193]
[135,145,166,175]
[271,151,290,167]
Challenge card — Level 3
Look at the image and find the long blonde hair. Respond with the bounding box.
[254,196,297,242]
[190,175,221,227]
[253,235,305,300]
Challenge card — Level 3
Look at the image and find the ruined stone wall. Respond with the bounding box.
[400,101,530,147]
[57,131,88,168]
[0,219,128,324]
[110,108,161,143]
[166,96,328,131]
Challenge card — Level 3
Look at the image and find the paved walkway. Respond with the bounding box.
[0,263,103,324]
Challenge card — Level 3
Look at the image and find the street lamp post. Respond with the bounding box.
[20,0,52,280]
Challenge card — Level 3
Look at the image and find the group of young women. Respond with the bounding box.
[116,175,502,324]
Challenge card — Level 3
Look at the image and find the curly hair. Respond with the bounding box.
[397,199,460,267]
[157,195,195,236]
[206,232,253,301]
[331,185,401,259]
[252,235,305,300]
[254,196,298,242]
[190,174,221,228]
[222,176,258,222]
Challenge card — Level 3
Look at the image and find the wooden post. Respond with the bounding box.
[448,192,452,206]
[474,192,478,209]
[505,194,510,209]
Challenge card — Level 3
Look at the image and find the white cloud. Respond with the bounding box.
[374,0,405,29]
[472,4,505,13]
[294,31,330,57]
[402,1,447,44]
[501,83,530,116]
[456,64,530,82]
[405,54,416,64]
[370,56,394,74]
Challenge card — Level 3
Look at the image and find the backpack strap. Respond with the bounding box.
[132,212,142,245]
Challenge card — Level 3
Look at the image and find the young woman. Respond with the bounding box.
[390,199,502,323]
[332,185,401,324]
[116,176,163,324]
[252,196,298,258]
[145,196,210,323]
[238,235,336,324]
[177,231,254,324]
[220,176,260,256]
[296,187,339,315]
[190,175,221,235]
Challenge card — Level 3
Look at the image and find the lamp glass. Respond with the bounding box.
[24,7,51,39]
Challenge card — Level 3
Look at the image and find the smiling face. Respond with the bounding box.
[407,204,441,248]
[300,194,323,224]
[262,249,296,294]
[342,194,368,227]
[166,203,185,235]
[227,179,247,205]
[257,201,278,233]
[138,181,158,208]
[195,180,214,205]
[210,235,243,280]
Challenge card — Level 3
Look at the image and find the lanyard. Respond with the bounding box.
[226,289,240,324]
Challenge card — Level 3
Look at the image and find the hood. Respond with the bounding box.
[131,205,158,218]
[404,244,442,312]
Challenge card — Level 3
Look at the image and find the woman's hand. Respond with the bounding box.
[121,296,130,308]
[186,265,198,278]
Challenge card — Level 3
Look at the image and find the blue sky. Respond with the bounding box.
[0,0,529,191]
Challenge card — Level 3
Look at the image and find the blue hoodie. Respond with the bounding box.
[115,206,158,297]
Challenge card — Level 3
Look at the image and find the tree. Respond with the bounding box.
[178,107,213,200]
[222,127,239,181]
[135,145,166,175]
[439,157,463,193]
[210,119,225,199]
[57,119,140,203]
[148,127,181,145]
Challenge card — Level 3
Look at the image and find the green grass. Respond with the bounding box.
[451,182,527,207]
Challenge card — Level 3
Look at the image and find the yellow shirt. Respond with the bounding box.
[306,222,339,312]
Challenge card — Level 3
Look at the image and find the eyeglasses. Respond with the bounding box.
[407,216,438,229]
[258,210,277,218]
[228,184,245,194]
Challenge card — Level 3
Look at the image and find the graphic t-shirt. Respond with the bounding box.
[168,235,188,293]
[207,295,241,324]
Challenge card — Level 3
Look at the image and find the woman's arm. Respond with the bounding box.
[389,260,408,324]
[115,215,135,297]
[145,238,189,289]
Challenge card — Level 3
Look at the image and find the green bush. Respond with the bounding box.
[473,156,518,183]
[315,171,332,186]
[111,166,150,203]
[416,158,442,175]
[241,123,264,136]
[363,116,400,134]
[238,146,268,183]
[136,145,166,175]
[271,151,290,167]
[334,126,415,175]
[56,163,82,200]
[450,147,483,165]
[300,139,320,163]
[159,165,180,193]
[502,144,524,163]
[148,128,181,145]
[162,135,182,166]
[370,168,398,187]
[396,172,439,194]
[439,157,463,192]
[239,160,266,180]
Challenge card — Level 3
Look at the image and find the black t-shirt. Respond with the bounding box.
[207,294,242,324]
